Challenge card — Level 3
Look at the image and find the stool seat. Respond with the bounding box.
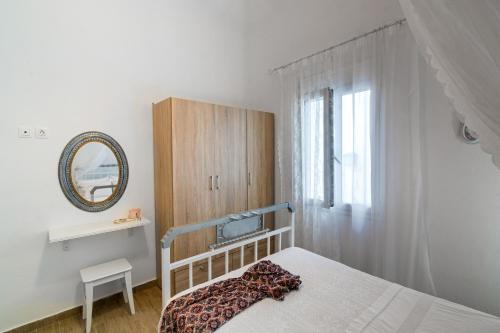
[80,258,135,333]
[80,258,132,283]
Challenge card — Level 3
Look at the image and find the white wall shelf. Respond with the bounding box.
[48,218,151,244]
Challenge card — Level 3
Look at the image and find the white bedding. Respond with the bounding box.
[169,247,500,332]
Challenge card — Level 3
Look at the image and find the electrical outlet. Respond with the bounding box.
[18,126,33,138]
[35,127,49,139]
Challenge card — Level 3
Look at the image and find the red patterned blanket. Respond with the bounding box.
[158,260,302,333]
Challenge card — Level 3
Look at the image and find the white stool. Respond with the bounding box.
[80,258,135,333]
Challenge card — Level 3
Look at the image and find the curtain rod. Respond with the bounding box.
[269,18,407,74]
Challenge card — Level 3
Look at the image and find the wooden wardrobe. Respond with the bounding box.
[152,97,274,293]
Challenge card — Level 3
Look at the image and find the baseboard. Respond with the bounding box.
[4,278,158,333]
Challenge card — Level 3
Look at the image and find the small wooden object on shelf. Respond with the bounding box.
[113,218,138,225]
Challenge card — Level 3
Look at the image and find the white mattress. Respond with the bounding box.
[170,247,500,332]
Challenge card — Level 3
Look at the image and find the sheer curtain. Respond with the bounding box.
[277,23,436,294]
[400,0,500,168]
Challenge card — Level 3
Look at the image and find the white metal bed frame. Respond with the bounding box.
[160,202,295,308]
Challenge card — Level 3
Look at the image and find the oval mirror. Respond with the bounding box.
[59,132,128,212]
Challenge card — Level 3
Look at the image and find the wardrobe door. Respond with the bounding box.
[214,105,248,217]
[153,98,174,287]
[171,98,216,260]
[247,109,275,251]
[247,110,274,210]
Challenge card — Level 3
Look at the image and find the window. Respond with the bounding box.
[302,88,371,208]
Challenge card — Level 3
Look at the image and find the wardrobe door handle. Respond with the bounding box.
[209,176,213,191]
[215,175,220,190]
[248,172,251,186]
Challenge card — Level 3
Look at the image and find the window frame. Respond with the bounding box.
[301,81,372,212]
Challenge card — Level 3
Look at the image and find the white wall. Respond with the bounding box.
[0,0,248,331]
[422,75,500,316]
[2,0,499,330]
[243,0,405,112]
[244,0,500,317]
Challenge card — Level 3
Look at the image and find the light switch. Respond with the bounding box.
[18,126,33,138]
[36,127,49,139]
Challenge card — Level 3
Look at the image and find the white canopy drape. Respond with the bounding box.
[399,0,500,168]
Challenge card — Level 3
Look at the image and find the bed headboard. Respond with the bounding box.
[160,202,295,308]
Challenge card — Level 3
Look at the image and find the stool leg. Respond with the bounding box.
[82,284,86,319]
[122,278,129,304]
[124,271,135,315]
[85,283,93,333]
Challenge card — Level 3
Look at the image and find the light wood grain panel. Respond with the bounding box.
[247,110,275,231]
[214,105,248,216]
[153,98,276,293]
[171,98,216,260]
[230,241,269,270]
[152,99,174,287]
[172,253,227,295]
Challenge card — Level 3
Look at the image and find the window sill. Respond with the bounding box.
[329,203,371,219]
[303,199,371,217]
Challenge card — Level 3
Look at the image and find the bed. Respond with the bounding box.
[159,203,500,332]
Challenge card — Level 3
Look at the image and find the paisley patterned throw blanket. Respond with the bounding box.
[158,260,302,333]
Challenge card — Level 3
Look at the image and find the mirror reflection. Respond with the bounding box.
[71,142,119,203]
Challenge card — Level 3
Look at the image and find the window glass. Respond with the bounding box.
[341,90,371,206]
[303,97,324,201]
[302,89,371,207]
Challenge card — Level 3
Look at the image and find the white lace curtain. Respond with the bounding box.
[400,0,500,168]
[277,23,436,294]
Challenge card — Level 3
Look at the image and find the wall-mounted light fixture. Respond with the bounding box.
[461,122,479,144]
